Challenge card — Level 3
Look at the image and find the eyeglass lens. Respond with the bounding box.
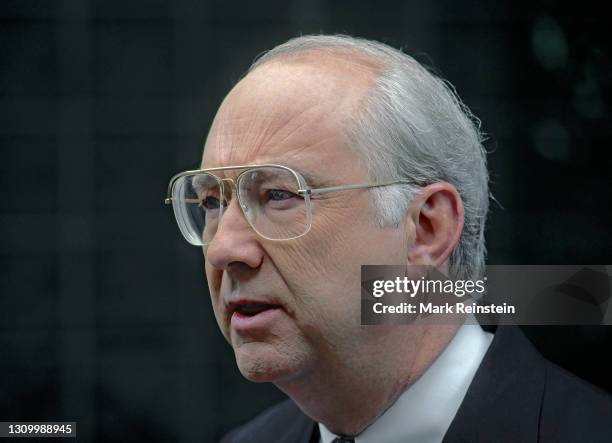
[171,166,311,245]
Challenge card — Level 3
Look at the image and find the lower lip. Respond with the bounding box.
[230,306,283,332]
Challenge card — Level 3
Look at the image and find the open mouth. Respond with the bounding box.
[230,301,281,318]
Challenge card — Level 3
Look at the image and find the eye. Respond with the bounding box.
[200,196,221,210]
[262,189,302,211]
[267,189,295,201]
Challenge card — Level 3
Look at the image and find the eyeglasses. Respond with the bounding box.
[164,164,416,246]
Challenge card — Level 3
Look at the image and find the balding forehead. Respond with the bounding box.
[202,54,376,168]
[222,47,380,124]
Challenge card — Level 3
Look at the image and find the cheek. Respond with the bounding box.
[286,208,406,321]
[305,201,380,274]
[270,218,356,300]
[268,212,369,322]
[306,201,365,261]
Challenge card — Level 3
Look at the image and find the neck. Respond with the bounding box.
[275,324,460,436]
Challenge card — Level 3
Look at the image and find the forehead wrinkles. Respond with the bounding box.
[208,94,332,166]
[203,59,374,168]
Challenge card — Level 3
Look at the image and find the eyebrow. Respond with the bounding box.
[198,162,330,188]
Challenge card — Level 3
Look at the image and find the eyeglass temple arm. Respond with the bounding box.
[165,197,200,205]
[164,178,418,203]
[298,179,416,196]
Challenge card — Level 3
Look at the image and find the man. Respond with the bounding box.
[165,35,612,442]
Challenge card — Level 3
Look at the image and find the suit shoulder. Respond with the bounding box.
[540,361,612,442]
[219,398,309,443]
[544,361,612,410]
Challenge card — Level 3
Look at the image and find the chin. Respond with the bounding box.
[234,341,304,383]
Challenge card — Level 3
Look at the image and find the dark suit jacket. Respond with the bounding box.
[220,326,612,442]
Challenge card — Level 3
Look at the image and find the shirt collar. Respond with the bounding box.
[319,320,493,443]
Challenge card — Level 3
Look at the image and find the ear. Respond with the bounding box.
[406,182,464,268]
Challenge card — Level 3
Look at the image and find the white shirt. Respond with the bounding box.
[319,321,494,443]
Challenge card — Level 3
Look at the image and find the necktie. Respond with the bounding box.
[331,437,355,443]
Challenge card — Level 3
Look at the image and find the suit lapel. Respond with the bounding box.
[442,326,546,443]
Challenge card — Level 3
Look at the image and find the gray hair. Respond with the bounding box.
[249,35,489,280]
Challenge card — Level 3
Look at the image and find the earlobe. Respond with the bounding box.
[406,183,464,268]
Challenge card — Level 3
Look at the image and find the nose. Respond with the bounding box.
[204,190,265,271]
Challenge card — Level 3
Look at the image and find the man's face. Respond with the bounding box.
[201,58,410,385]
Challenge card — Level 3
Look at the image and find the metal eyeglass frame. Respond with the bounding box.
[164,163,417,244]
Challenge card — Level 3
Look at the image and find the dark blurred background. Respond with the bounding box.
[1,0,611,441]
